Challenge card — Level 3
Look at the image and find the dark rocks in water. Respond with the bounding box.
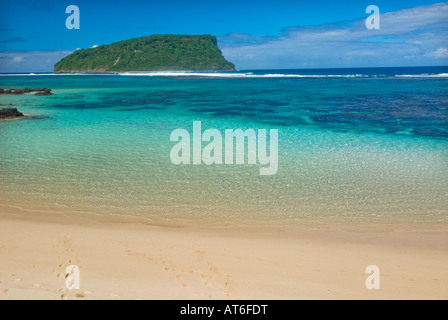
[0,108,24,119]
[0,88,53,96]
[0,88,28,95]
[0,108,48,121]
[35,89,53,96]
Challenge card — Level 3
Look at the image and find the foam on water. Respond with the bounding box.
[395,73,448,78]
[1,66,447,80]
[119,72,367,78]
[119,72,448,79]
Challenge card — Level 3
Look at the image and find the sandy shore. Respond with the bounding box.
[0,204,447,300]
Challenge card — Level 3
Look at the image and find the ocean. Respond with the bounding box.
[1,66,447,229]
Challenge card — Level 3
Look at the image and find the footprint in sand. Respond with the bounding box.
[192,250,234,298]
[33,284,43,288]
[60,291,93,300]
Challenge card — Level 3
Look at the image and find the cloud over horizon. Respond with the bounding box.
[0,50,74,73]
[219,2,448,69]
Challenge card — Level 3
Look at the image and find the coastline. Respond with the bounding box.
[1,0,447,304]
[1,70,447,300]
[1,203,447,300]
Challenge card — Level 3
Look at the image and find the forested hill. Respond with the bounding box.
[54,35,235,73]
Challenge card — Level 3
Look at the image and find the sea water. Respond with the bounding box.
[1,67,447,229]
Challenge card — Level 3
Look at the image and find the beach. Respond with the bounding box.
[2,0,448,303]
[1,70,447,300]
[1,203,447,300]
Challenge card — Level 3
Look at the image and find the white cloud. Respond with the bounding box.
[12,56,24,62]
[427,48,448,58]
[91,45,99,48]
[220,2,448,69]
[0,50,74,73]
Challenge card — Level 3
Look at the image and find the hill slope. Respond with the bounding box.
[54,35,235,73]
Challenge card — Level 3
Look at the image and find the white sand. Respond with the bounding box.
[0,204,447,300]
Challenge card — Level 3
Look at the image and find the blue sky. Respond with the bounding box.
[0,0,447,72]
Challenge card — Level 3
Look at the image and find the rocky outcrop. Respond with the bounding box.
[0,88,53,96]
[34,89,53,96]
[0,108,24,119]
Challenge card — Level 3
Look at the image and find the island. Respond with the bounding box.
[54,34,235,73]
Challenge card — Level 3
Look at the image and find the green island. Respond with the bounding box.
[54,34,235,73]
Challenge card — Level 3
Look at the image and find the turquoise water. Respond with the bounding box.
[1,68,447,228]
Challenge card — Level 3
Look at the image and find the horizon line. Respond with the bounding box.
[1,65,448,75]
